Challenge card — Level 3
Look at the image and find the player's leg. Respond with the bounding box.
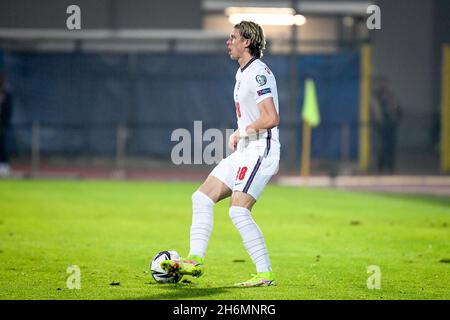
[229,191,275,286]
[228,148,279,287]
[162,158,234,278]
[198,175,233,203]
[186,175,232,263]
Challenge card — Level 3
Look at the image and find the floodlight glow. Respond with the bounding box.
[293,14,307,26]
[226,7,307,26]
[225,7,296,16]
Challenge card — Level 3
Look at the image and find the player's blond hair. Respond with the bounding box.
[234,21,266,58]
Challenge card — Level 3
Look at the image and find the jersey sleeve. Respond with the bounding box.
[251,66,276,104]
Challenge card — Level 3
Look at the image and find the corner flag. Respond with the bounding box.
[302,78,320,127]
[300,78,320,177]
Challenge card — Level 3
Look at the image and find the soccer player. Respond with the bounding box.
[162,21,280,287]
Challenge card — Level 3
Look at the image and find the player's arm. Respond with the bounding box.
[246,97,279,133]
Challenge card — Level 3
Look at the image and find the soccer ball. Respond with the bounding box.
[150,250,183,284]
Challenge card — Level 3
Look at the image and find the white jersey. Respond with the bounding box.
[209,57,280,200]
[233,57,280,144]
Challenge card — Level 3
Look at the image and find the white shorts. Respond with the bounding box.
[209,136,280,201]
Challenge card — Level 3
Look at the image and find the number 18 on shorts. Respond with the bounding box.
[210,144,279,201]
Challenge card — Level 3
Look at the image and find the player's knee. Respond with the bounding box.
[230,191,255,210]
[192,190,214,207]
[229,205,252,225]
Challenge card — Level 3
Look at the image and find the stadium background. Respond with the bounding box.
[0,0,449,302]
[0,0,449,179]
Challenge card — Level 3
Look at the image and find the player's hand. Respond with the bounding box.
[228,130,239,151]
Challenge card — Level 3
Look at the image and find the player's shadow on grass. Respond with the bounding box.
[127,284,243,300]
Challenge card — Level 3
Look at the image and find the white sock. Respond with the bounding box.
[188,191,214,258]
[229,206,272,273]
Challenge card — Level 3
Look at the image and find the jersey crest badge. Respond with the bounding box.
[256,75,267,86]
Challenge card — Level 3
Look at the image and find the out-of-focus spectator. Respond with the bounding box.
[371,76,402,174]
[0,73,13,175]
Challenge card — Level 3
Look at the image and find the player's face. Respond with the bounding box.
[226,28,248,60]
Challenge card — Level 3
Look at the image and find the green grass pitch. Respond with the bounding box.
[0,179,449,300]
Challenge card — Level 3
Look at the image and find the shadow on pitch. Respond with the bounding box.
[125,283,244,300]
